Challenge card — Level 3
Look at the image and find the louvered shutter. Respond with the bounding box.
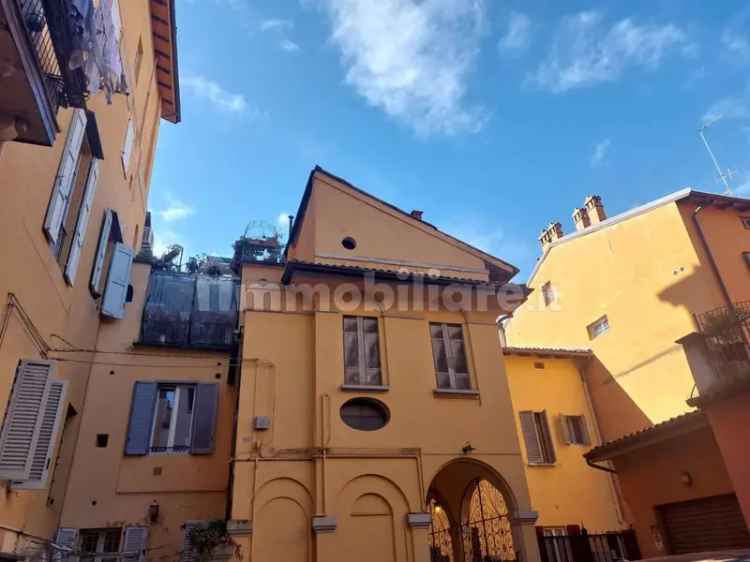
[190,384,218,455]
[90,209,113,296]
[579,416,591,446]
[121,526,148,562]
[64,159,100,285]
[121,118,134,173]
[54,527,78,562]
[124,382,157,455]
[558,415,572,445]
[539,411,556,463]
[13,380,68,489]
[101,243,134,319]
[519,411,543,465]
[181,521,204,562]
[44,110,87,244]
[0,361,54,480]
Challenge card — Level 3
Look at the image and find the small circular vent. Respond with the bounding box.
[341,237,357,250]
[340,398,389,431]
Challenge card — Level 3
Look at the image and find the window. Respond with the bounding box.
[586,315,609,339]
[79,529,121,562]
[343,316,381,386]
[340,398,389,431]
[542,282,556,307]
[0,360,67,487]
[519,410,556,464]
[121,117,135,175]
[741,216,750,230]
[150,384,195,453]
[542,527,573,562]
[430,323,470,390]
[43,109,101,285]
[125,382,219,456]
[90,209,123,297]
[134,36,144,85]
[560,415,590,445]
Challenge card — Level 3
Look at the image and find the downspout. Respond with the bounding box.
[692,206,733,309]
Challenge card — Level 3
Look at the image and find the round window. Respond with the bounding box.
[340,398,390,431]
[341,237,357,250]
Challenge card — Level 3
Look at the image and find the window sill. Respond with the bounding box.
[432,388,480,399]
[527,462,557,467]
[340,384,389,393]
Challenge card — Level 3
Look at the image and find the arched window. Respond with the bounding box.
[461,479,515,561]
[428,498,454,562]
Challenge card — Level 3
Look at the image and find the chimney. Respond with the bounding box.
[584,195,606,224]
[410,210,423,220]
[539,222,564,250]
[572,207,591,231]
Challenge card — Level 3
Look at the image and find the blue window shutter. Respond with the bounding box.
[190,384,218,455]
[101,243,134,319]
[124,382,157,455]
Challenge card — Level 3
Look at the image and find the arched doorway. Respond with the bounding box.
[426,459,518,562]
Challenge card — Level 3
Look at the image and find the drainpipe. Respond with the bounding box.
[692,206,733,309]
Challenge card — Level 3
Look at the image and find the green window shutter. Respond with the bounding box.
[519,411,543,464]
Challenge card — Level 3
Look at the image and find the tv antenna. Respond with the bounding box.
[699,119,735,195]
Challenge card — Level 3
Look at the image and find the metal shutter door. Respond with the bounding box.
[660,494,750,554]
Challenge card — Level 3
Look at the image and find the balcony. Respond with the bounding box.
[680,302,750,405]
[139,271,240,351]
[0,0,122,145]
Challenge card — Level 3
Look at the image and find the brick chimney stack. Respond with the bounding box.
[539,222,564,250]
[410,210,423,220]
[584,195,606,224]
[572,207,591,231]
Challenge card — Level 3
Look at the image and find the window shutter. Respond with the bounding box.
[579,416,591,446]
[90,209,114,296]
[121,118,135,174]
[54,527,78,562]
[44,110,87,244]
[124,382,157,455]
[101,243,134,319]
[13,380,68,490]
[557,415,572,445]
[539,411,556,463]
[64,159,100,285]
[190,384,219,455]
[121,526,148,562]
[110,0,122,41]
[0,360,54,480]
[181,522,204,562]
[519,411,543,464]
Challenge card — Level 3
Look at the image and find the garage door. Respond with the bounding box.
[659,494,750,554]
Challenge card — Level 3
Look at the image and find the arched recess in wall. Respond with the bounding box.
[254,477,313,562]
[336,474,412,562]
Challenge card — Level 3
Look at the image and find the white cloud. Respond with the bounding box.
[277,212,292,230]
[182,74,248,112]
[260,18,293,32]
[322,0,487,135]
[736,172,750,197]
[590,138,611,168]
[532,11,692,92]
[702,87,750,126]
[280,38,301,52]
[723,31,750,62]
[151,227,184,259]
[499,12,531,53]
[159,197,195,222]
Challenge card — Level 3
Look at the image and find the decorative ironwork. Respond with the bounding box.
[429,499,454,562]
[695,302,750,384]
[462,480,515,562]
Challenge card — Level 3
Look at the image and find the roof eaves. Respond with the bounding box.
[503,346,592,359]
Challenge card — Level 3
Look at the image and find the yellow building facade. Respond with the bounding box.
[0,0,180,557]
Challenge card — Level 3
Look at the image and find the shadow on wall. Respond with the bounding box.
[656,264,726,317]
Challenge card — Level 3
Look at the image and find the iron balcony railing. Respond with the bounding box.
[538,530,641,562]
[16,0,90,111]
[694,301,750,386]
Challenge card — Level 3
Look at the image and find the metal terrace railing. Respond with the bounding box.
[538,530,641,562]
[694,301,750,387]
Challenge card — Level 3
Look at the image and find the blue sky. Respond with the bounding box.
[149,0,750,279]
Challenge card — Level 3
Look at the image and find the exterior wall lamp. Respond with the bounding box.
[148,500,160,523]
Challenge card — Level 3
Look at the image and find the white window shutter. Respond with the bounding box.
[64,159,100,285]
[13,380,68,490]
[110,0,122,41]
[121,118,135,174]
[101,243,134,319]
[90,209,113,296]
[122,526,148,562]
[54,527,78,562]
[0,360,54,480]
[44,110,87,244]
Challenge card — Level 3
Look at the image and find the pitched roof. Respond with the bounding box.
[503,346,592,359]
[528,188,750,284]
[286,166,519,281]
[584,410,706,462]
[149,0,181,123]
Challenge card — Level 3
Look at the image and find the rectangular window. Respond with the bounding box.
[79,528,121,562]
[121,118,135,175]
[542,528,573,562]
[343,316,381,386]
[430,323,471,390]
[134,36,144,85]
[560,415,590,445]
[741,216,750,230]
[542,282,556,307]
[586,315,609,340]
[150,384,195,453]
[519,410,556,464]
